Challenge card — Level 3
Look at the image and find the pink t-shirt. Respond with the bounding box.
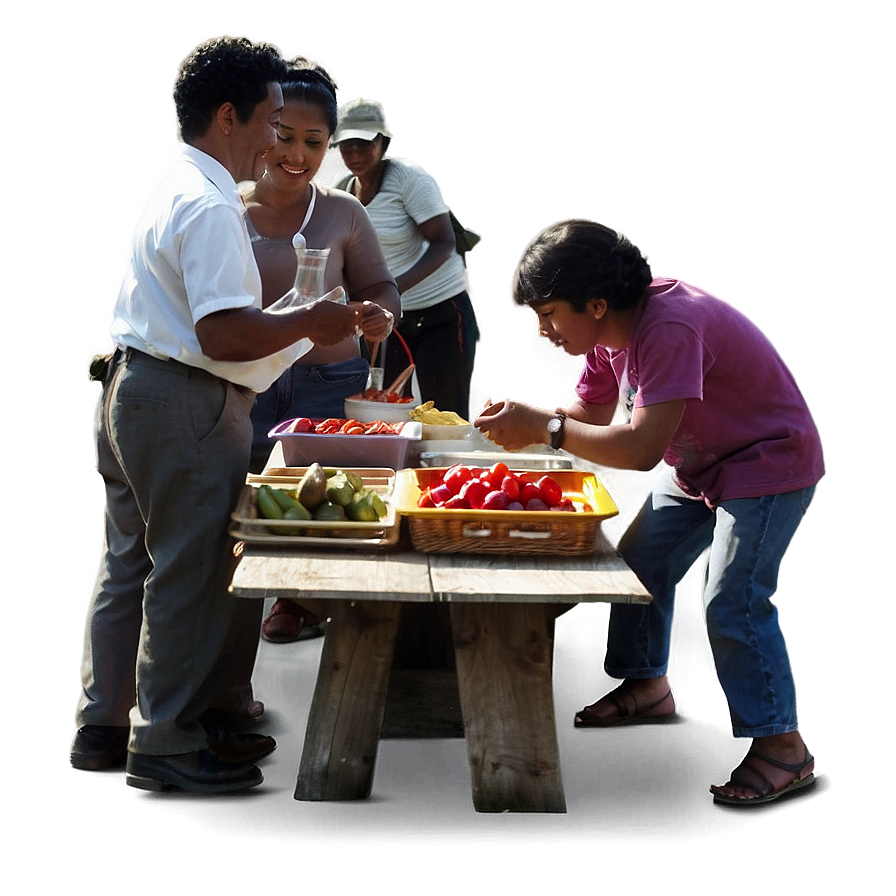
[575,279,824,504]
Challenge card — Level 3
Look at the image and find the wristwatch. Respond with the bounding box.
[546,409,567,450]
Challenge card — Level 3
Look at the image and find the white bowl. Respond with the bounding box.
[344,394,413,424]
[420,422,473,440]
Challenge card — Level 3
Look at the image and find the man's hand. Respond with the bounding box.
[304,300,363,346]
[474,399,552,451]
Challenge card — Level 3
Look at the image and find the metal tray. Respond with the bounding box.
[230,467,400,550]
[416,450,573,470]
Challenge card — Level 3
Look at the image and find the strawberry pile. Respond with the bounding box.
[417,462,591,512]
[284,417,404,435]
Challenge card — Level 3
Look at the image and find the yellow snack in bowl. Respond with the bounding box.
[409,401,469,425]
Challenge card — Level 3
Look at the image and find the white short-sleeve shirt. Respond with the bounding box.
[110,144,308,391]
[332,158,466,311]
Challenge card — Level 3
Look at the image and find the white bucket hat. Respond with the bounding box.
[331,97,392,145]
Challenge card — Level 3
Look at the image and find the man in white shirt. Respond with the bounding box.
[71,37,386,794]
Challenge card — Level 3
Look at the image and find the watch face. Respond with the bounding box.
[547,417,561,433]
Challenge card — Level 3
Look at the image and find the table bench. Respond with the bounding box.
[229,521,650,813]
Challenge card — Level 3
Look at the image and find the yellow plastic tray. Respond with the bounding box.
[394,468,618,519]
[393,468,618,556]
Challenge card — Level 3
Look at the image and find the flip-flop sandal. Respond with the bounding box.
[711,750,816,806]
[574,687,677,728]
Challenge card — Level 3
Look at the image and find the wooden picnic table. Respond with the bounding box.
[228,446,651,813]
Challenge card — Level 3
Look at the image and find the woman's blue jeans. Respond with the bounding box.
[610,467,816,738]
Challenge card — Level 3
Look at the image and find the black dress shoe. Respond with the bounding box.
[126,749,263,793]
[205,726,277,764]
[71,725,129,771]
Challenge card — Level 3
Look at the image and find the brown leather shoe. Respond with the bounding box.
[261,599,325,643]
[205,726,276,764]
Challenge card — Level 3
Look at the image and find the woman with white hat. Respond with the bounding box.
[331,98,479,420]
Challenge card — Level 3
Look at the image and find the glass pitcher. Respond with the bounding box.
[267,239,345,313]
[293,247,330,300]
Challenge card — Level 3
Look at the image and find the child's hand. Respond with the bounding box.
[474,399,551,451]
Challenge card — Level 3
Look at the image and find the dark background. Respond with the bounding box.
[4,1,888,891]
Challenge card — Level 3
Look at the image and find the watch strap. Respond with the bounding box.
[549,409,567,450]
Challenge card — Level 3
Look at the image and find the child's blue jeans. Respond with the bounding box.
[608,467,816,738]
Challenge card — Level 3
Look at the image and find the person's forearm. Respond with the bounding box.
[354,280,401,318]
[395,240,455,294]
[559,419,667,471]
[474,398,683,471]
[195,302,356,362]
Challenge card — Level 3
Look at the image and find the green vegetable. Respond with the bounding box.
[314,501,347,521]
[255,485,284,520]
[297,463,328,510]
[283,504,312,522]
[344,470,364,491]
[346,491,379,522]
[270,487,303,514]
[278,503,312,535]
[370,493,387,518]
[326,473,355,507]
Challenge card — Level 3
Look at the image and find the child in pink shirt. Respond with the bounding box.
[475,219,823,807]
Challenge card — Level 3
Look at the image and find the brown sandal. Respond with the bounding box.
[574,685,677,728]
[710,750,816,806]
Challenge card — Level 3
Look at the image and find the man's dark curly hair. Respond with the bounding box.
[513,220,653,312]
[173,36,287,143]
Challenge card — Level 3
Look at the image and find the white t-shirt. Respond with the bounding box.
[331,158,466,311]
[110,145,308,392]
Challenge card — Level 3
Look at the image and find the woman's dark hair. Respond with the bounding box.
[513,220,653,312]
[281,57,339,134]
[174,36,287,142]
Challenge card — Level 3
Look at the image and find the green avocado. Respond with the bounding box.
[370,493,387,518]
[346,491,379,522]
[325,473,355,507]
[314,501,347,522]
[344,470,364,491]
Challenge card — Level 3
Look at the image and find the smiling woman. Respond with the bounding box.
[242,58,400,475]
[221,57,401,666]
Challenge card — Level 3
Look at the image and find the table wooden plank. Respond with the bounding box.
[295,599,401,801]
[428,531,651,605]
[229,548,432,602]
[451,602,566,813]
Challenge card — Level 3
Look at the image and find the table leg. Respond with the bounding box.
[382,603,464,739]
[450,602,566,813]
[294,599,401,801]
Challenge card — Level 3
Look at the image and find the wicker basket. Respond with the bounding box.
[405,513,603,556]
[394,467,618,557]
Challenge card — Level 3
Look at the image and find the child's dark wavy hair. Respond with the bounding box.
[281,57,339,135]
[513,220,653,312]
[174,36,286,143]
